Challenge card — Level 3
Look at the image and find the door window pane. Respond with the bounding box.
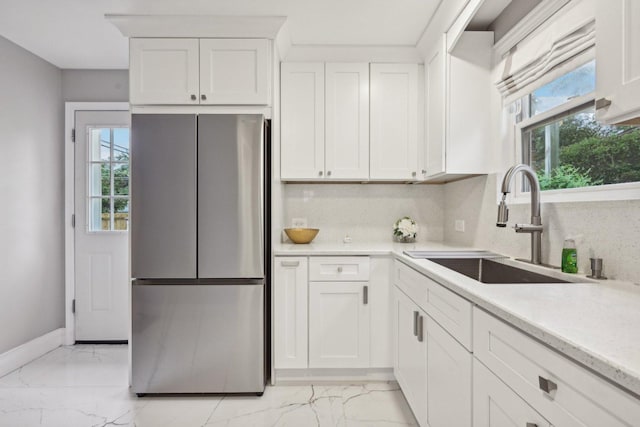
[113,164,129,196]
[87,127,130,231]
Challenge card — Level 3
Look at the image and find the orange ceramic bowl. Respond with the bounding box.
[284,228,319,244]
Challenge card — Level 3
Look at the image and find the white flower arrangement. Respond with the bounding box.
[393,216,418,242]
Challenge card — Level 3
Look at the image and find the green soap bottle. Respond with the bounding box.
[561,238,578,273]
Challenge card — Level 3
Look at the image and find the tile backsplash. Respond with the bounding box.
[283,184,444,244]
[443,174,640,282]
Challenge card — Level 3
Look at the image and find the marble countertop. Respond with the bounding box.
[274,241,640,397]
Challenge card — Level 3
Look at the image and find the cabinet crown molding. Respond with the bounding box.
[106,14,286,39]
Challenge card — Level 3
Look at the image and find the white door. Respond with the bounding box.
[308,281,370,368]
[473,359,551,427]
[74,110,130,341]
[369,63,419,180]
[280,62,325,180]
[325,63,370,180]
[273,257,309,369]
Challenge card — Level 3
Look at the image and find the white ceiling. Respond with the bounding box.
[0,0,442,69]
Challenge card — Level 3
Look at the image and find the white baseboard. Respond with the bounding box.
[274,367,395,385]
[0,328,64,377]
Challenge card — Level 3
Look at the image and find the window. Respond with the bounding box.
[518,60,640,192]
[88,127,130,231]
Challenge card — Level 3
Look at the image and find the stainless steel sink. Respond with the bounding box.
[427,257,568,284]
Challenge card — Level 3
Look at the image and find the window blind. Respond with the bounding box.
[495,0,595,104]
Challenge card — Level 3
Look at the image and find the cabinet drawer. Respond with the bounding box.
[474,307,640,427]
[309,257,369,281]
[394,260,472,350]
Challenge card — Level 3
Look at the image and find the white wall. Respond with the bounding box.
[61,69,128,102]
[0,36,65,354]
[283,184,444,244]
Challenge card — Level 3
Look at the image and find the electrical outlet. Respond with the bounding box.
[455,219,465,232]
[291,218,307,228]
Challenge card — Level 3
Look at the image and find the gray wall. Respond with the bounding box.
[62,69,128,102]
[0,36,64,354]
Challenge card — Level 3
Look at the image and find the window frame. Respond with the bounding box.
[511,91,640,204]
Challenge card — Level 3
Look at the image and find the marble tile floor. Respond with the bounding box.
[0,345,418,427]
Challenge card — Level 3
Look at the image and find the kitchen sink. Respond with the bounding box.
[427,257,569,284]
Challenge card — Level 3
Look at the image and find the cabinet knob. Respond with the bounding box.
[190,94,197,101]
[363,285,368,304]
[421,169,427,174]
[417,315,424,342]
[538,376,558,394]
[411,171,417,177]
[327,171,332,176]
[201,94,207,101]
[526,424,538,427]
[595,98,611,110]
[318,171,323,176]
[337,266,343,273]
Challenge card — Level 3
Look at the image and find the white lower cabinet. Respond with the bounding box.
[394,287,428,426]
[274,255,389,378]
[273,257,308,369]
[426,318,471,427]
[308,281,370,368]
[474,359,551,427]
[474,307,640,427]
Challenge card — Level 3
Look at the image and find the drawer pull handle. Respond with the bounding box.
[526,423,538,427]
[538,376,557,394]
[417,315,424,342]
[413,311,419,336]
[337,266,343,273]
[280,260,300,267]
[595,97,611,110]
[363,286,368,304]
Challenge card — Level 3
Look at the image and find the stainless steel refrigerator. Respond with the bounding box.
[130,114,267,395]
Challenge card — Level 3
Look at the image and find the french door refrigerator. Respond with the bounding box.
[130,114,267,395]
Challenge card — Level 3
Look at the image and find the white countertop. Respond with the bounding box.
[274,241,640,397]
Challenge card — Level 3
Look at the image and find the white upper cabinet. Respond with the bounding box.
[423,31,493,181]
[596,0,640,124]
[280,63,325,180]
[130,38,270,105]
[370,64,419,180]
[280,62,370,181]
[199,39,269,105]
[130,38,200,105]
[325,63,370,180]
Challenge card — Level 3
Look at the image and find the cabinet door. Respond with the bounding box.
[394,287,427,427]
[426,318,472,427]
[309,282,370,368]
[325,63,370,180]
[424,35,446,178]
[199,39,270,105]
[596,0,640,124]
[370,64,419,180]
[274,257,308,369]
[473,359,551,427]
[280,63,325,180]
[129,38,200,105]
